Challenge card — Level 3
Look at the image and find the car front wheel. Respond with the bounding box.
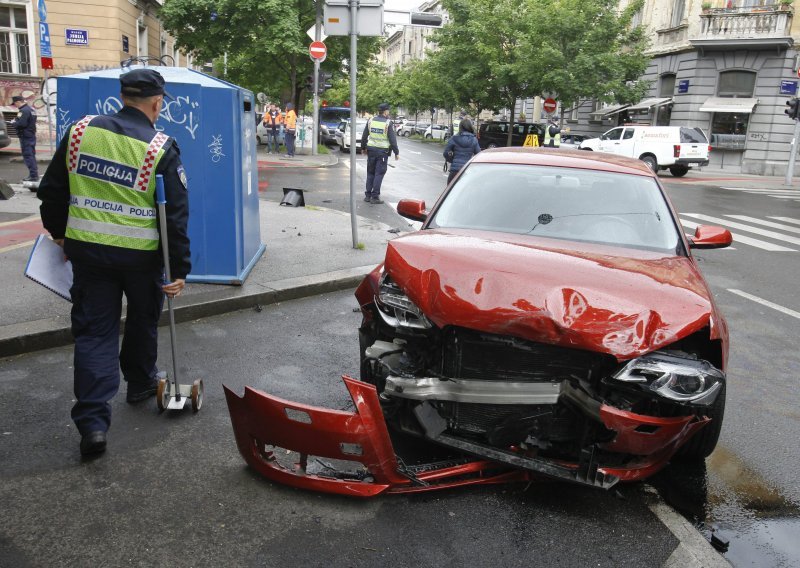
[674,383,726,461]
[669,165,689,177]
[425,134,432,139]
[256,135,262,145]
[641,154,658,172]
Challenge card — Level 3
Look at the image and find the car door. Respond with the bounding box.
[616,127,637,158]
[598,127,624,154]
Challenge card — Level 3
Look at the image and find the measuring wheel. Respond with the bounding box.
[191,379,204,412]
[157,375,171,412]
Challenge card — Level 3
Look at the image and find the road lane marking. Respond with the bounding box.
[725,215,800,235]
[727,289,800,320]
[680,219,788,251]
[719,187,800,193]
[681,213,800,246]
[770,216,800,226]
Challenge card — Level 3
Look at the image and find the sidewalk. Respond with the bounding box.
[0,147,411,358]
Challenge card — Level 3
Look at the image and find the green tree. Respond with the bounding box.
[160,0,380,108]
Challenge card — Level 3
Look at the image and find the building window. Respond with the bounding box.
[711,70,756,150]
[659,74,676,98]
[137,23,148,57]
[670,0,685,28]
[570,101,580,121]
[656,74,676,126]
[0,4,31,75]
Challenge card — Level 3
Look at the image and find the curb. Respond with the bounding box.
[644,486,731,568]
[0,265,372,359]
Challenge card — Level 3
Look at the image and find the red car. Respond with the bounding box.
[225,148,733,497]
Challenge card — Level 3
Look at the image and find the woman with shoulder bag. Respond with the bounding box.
[442,118,481,184]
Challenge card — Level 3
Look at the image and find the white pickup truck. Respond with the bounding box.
[579,126,710,177]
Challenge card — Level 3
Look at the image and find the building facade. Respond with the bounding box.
[570,0,799,175]
[1,0,193,146]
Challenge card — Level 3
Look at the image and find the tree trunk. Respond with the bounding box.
[506,96,516,147]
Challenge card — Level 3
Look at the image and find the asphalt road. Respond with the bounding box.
[261,140,800,567]
[0,290,681,567]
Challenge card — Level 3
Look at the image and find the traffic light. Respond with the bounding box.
[317,71,332,95]
[785,98,800,120]
[304,74,314,91]
[410,12,443,27]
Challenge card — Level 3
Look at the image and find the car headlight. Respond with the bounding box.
[611,352,724,406]
[375,272,432,329]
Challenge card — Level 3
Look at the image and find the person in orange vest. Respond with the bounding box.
[263,103,283,154]
[283,102,298,157]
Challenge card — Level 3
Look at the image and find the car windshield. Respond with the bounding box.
[428,163,682,253]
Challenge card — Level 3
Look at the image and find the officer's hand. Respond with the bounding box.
[53,238,64,248]
[162,279,185,298]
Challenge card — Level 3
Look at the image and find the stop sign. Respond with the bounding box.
[543,98,557,113]
[309,41,327,60]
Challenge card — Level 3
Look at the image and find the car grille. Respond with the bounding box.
[441,327,612,383]
[440,402,550,434]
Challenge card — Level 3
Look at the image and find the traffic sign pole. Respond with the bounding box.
[312,4,322,156]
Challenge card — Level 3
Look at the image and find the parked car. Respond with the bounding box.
[398,121,417,137]
[424,124,450,140]
[320,106,351,145]
[413,122,431,136]
[225,148,733,496]
[579,126,710,177]
[559,133,589,149]
[335,119,368,152]
[0,118,10,149]
[477,121,546,149]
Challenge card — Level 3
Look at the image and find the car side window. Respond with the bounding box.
[622,129,636,140]
[602,128,623,141]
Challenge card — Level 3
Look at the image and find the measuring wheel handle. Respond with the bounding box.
[191,379,204,412]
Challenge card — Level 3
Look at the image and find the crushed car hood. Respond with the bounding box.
[384,229,716,359]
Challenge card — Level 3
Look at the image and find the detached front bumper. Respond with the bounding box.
[224,377,708,497]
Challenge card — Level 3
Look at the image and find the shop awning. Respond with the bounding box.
[589,104,630,119]
[698,97,758,113]
[628,97,673,112]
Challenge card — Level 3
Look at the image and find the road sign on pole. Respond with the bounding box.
[543,98,557,114]
[309,41,327,60]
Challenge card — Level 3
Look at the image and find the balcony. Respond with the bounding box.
[690,6,793,51]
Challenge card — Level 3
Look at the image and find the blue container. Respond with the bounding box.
[55,66,265,285]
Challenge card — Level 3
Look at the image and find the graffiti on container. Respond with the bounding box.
[95,96,123,116]
[209,134,225,163]
[57,108,72,141]
[161,96,200,139]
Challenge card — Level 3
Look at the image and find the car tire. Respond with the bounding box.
[256,135,262,145]
[641,154,658,172]
[674,382,726,461]
[340,144,347,153]
[581,147,593,151]
[425,134,432,139]
[403,131,410,137]
[669,165,689,177]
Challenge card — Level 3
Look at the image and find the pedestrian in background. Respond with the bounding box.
[283,102,297,157]
[264,103,283,154]
[360,102,399,204]
[37,69,191,457]
[544,118,562,147]
[443,118,481,184]
[10,95,38,182]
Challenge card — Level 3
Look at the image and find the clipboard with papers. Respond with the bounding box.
[24,234,73,302]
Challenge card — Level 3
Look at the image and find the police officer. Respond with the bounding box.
[37,69,191,456]
[360,102,399,204]
[544,118,561,148]
[10,95,38,181]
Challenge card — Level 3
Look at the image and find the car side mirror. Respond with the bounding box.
[688,225,732,249]
[397,199,428,222]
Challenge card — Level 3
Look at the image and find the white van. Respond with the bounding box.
[579,126,709,177]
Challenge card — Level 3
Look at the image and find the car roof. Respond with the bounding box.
[471,147,657,177]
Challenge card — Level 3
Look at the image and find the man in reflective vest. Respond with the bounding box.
[37,69,191,456]
[360,102,399,204]
[544,118,562,147]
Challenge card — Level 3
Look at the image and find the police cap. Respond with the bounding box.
[378,102,390,112]
[11,95,24,103]
[120,69,173,99]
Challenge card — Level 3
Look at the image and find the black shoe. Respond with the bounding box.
[364,196,371,202]
[80,431,107,456]
[126,379,158,403]
[23,176,39,182]
[370,197,384,205]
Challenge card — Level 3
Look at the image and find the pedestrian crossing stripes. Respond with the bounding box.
[680,213,800,252]
[719,187,800,203]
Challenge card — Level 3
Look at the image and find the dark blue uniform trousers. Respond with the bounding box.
[365,148,389,198]
[70,262,164,434]
[20,136,38,178]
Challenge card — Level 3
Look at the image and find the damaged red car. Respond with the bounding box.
[225,148,733,497]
